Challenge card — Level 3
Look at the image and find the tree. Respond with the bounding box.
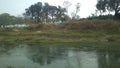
[71,3,80,20]
[96,0,107,15]
[0,13,27,28]
[108,0,120,17]
[23,16,34,24]
[43,3,50,23]
[55,6,67,23]
[24,2,68,23]
[13,17,24,24]
[25,2,43,23]
[0,13,13,27]
[63,0,72,15]
[48,6,58,23]
[96,0,120,17]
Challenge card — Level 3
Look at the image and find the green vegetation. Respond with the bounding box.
[24,2,69,23]
[96,0,120,18]
[0,1,120,44]
[0,1,120,68]
[0,19,119,44]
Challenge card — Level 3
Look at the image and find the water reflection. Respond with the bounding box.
[27,45,68,65]
[0,44,16,55]
[97,49,120,68]
[0,44,120,68]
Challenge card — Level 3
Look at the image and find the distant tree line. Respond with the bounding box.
[24,2,70,23]
[0,1,120,28]
[0,13,23,28]
[0,13,33,28]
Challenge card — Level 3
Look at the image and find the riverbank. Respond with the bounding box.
[0,30,120,44]
[0,19,120,44]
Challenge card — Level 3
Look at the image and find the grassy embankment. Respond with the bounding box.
[0,19,120,44]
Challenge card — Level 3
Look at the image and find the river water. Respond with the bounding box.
[0,44,120,68]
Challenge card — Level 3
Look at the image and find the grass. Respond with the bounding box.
[0,30,120,44]
[0,19,120,44]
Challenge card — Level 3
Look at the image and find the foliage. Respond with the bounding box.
[24,2,68,23]
[0,13,14,27]
[96,0,120,18]
[0,19,120,43]
[0,13,30,28]
[66,19,120,32]
[22,19,120,33]
[96,0,107,14]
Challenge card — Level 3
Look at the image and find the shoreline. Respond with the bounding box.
[0,30,120,44]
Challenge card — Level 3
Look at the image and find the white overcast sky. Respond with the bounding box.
[0,0,97,18]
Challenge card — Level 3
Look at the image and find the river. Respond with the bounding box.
[0,43,120,68]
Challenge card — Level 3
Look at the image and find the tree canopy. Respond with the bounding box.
[0,13,26,28]
[96,0,120,18]
[24,2,68,23]
[0,13,14,27]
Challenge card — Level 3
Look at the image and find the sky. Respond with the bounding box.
[0,0,97,18]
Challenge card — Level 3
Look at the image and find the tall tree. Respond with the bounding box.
[96,0,120,17]
[108,0,120,17]
[24,2,67,23]
[71,3,80,20]
[96,0,107,15]
[43,3,50,23]
[48,6,58,23]
[56,6,67,23]
[25,2,43,23]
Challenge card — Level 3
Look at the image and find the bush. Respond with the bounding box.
[24,19,120,32]
[62,19,120,32]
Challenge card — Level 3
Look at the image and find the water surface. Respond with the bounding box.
[0,44,120,68]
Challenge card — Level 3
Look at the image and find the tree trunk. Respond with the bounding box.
[115,11,118,16]
[114,10,120,19]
